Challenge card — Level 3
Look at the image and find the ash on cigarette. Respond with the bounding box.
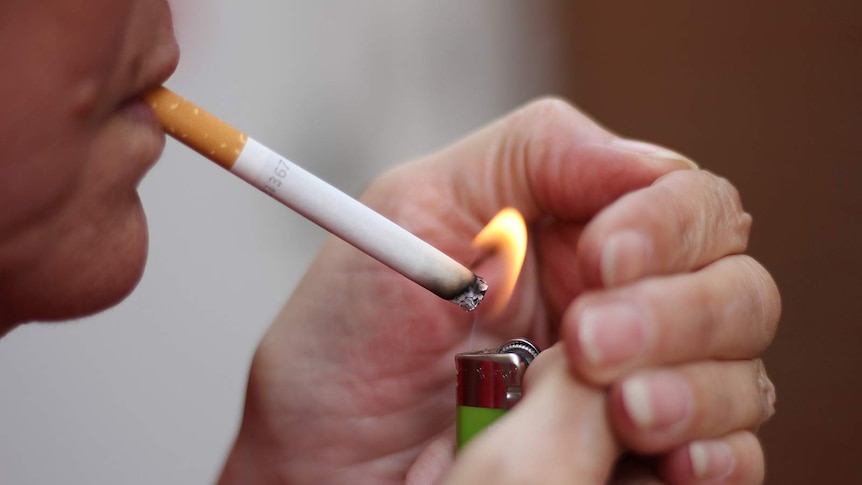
[450,276,488,312]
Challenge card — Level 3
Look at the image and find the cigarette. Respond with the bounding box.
[143,87,487,311]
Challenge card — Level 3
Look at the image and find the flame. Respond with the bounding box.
[472,208,528,316]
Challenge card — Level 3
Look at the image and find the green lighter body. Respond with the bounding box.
[455,339,540,450]
[456,405,507,448]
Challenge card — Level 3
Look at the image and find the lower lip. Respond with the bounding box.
[118,98,162,128]
[117,98,166,177]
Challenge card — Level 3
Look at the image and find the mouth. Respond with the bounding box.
[118,97,162,127]
[114,46,180,174]
[120,41,180,121]
[109,69,177,186]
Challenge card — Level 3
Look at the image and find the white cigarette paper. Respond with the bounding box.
[144,87,486,310]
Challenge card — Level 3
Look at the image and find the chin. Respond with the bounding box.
[59,200,151,321]
[62,240,149,322]
[0,197,150,328]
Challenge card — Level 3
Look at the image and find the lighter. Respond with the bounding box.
[455,338,540,449]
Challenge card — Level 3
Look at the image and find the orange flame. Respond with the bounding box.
[472,208,528,316]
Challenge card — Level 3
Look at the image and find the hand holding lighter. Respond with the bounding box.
[455,338,540,449]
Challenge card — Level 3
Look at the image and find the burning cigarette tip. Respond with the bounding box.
[450,276,488,312]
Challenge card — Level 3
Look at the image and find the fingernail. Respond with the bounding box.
[609,138,699,170]
[689,441,736,481]
[578,304,649,366]
[621,373,692,430]
[601,231,651,287]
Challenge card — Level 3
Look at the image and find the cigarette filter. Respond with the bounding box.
[455,338,540,449]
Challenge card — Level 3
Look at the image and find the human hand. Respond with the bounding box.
[557,154,780,484]
[436,343,618,485]
[217,98,778,484]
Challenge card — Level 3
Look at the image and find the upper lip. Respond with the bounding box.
[126,44,180,105]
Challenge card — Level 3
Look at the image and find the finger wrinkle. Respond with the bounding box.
[487,114,542,220]
[510,97,615,221]
[692,257,777,356]
[755,359,777,423]
[708,255,781,357]
[663,171,751,267]
[664,173,720,270]
[713,175,752,253]
[735,255,781,348]
[518,116,572,220]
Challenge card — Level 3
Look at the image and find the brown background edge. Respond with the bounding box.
[546,2,862,483]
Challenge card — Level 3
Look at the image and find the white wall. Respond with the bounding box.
[0,2,559,483]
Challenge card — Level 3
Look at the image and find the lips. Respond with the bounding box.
[120,35,180,116]
[109,50,178,185]
[118,97,161,126]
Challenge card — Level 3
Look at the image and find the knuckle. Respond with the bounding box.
[650,171,732,269]
[710,172,745,212]
[711,173,752,251]
[753,359,777,424]
[500,97,588,214]
[737,255,782,347]
[518,96,579,125]
[509,97,581,161]
[673,170,751,257]
[509,97,591,154]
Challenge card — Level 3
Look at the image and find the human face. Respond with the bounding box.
[0,0,179,331]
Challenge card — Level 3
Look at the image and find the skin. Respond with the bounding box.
[0,2,779,484]
[0,0,178,328]
[217,99,779,484]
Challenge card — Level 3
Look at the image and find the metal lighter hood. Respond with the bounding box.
[455,338,540,448]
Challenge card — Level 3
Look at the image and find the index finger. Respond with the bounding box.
[372,98,697,231]
[576,169,753,289]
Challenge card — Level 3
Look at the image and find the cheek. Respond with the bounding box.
[0,112,94,239]
[0,0,134,235]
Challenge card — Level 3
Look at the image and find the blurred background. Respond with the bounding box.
[1,1,859,483]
